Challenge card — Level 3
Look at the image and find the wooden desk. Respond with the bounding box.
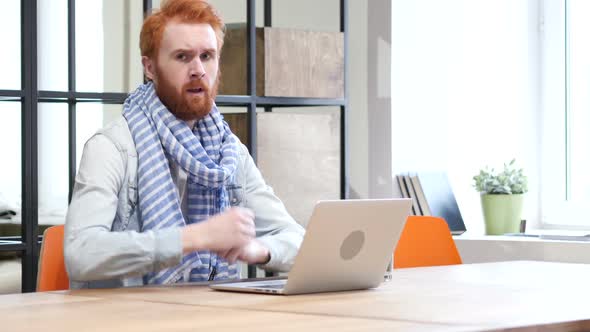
[2,261,590,331]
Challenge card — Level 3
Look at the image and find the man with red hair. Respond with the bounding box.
[64,0,304,288]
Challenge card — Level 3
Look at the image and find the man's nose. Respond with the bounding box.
[189,58,206,79]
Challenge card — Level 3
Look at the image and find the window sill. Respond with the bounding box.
[453,235,590,264]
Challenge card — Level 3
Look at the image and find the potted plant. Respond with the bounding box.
[473,159,528,235]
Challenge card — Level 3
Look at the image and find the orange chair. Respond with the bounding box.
[37,225,69,291]
[394,216,462,269]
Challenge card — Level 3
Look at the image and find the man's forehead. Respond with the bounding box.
[160,21,217,52]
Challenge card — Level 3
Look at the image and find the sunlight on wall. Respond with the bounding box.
[391,0,541,234]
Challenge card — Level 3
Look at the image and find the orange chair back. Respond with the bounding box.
[394,216,462,269]
[37,225,69,291]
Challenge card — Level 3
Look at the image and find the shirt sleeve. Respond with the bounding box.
[239,145,305,272]
[64,134,183,282]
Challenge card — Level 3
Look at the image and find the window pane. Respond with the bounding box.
[268,0,339,31]
[0,102,22,240]
[153,1,252,24]
[38,103,68,226]
[0,254,21,294]
[151,0,162,9]
[208,0,248,24]
[37,0,68,91]
[76,0,143,93]
[0,2,21,90]
[76,103,123,169]
[568,0,590,202]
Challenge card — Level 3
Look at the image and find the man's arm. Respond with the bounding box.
[65,134,257,282]
[181,207,256,254]
[240,145,305,272]
[64,134,183,282]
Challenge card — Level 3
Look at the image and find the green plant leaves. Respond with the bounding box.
[472,159,528,194]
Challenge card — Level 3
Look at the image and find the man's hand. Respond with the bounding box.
[218,239,270,265]
[181,207,255,253]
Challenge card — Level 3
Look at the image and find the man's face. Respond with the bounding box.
[143,21,220,121]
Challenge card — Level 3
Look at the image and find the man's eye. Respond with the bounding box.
[200,53,211,61]
[177,53,187,61]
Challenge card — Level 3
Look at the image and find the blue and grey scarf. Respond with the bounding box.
[123,82,239,284]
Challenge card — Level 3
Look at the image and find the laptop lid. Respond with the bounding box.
[282,198,412,294]
[211,198,412,295]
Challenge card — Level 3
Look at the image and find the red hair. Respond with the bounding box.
[140,0,225,59]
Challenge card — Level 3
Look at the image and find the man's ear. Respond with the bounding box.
[142,56,156,81]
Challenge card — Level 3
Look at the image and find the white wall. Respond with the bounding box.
[391,0,541,234]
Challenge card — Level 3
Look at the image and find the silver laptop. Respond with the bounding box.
[210,198,412,295]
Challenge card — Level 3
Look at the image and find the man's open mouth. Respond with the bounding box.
[187,87,204,94]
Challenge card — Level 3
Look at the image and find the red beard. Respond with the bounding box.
[154,67,219,121]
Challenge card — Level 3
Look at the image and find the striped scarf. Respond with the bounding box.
[123,82,240,284]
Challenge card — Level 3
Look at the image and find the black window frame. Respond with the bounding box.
[1,0,348,292]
